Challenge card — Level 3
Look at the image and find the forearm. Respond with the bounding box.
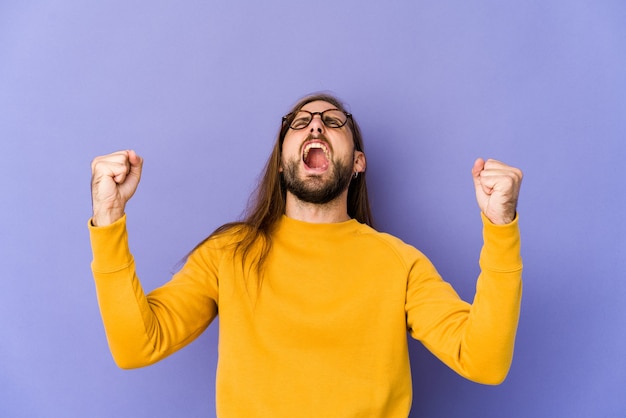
[458,213,523,384]
[93,264,164,369]
[89,216,216,369]
[89,216,163,368]
[410,214,522,384]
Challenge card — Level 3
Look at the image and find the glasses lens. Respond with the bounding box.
[288,109,348,130]
[290,112,313,130]
[322,110,347,128]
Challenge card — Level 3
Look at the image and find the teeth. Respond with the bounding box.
[303,142,330,160]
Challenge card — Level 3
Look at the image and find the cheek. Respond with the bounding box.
[281,136,301,160]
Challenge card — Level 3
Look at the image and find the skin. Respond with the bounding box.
[90,149,143,227]
[280,100,366,224]
[90,102,522,226]
[471,157,523,225]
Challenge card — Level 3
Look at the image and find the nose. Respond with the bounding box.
[309,113,325,134]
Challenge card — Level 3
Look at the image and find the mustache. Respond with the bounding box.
[306,132,328,142]
[302,133,332,151]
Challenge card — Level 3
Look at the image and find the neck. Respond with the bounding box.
[284,191,350,223]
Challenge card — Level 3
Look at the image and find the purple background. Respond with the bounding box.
[1,1,625,417]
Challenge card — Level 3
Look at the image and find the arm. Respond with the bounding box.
[407,159,523,384]
[90,216,218,369]
[89,151,218,368]
[406,217,522,384]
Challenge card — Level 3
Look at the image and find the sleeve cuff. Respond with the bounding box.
[88,215,134,273]
[480,212,523,271]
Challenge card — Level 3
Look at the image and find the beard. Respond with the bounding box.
[281,157,353,205]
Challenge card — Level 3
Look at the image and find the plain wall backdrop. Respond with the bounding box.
[1,1,624,417]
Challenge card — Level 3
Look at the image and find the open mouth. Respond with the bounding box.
[302,141,330,170]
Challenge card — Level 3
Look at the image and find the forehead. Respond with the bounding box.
[300,100,338,112]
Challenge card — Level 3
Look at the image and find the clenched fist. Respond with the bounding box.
[472,158,523,225]
[91,150,143,227]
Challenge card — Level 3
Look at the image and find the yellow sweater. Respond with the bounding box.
[89,214,522,417]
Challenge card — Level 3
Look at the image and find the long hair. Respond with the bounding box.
[191,93,373,281]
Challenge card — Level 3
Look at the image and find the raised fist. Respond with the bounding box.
[91,150,143,226]
[471,158,523,225]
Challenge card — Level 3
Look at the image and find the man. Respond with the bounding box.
[89,93,523,417]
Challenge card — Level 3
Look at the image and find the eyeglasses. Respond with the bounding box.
[283,109,352,130]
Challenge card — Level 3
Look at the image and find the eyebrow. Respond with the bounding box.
[299,107,340,113]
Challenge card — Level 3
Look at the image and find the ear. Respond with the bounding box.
[353,151,366,173]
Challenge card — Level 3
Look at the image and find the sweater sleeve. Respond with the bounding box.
[89,216,219,369]
[406,213,522,385]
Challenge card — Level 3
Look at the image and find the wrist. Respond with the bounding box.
[92,209,124,227]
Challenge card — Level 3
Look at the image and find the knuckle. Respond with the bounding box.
[91,158,103,173]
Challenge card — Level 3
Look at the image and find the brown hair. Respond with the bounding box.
[189,93,373,280]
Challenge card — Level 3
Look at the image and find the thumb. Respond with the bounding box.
[126,150,143,181]
[472,158,490,194]
[471,157,484,178]
[116,150,143,201]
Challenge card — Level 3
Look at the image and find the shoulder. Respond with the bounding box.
[352,222,428,263]
[185,222,252,264]
[204,222,250,247]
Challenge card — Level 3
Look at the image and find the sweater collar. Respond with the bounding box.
[276,215,360,237]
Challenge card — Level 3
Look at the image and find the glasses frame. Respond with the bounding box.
[282,109,352,130]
